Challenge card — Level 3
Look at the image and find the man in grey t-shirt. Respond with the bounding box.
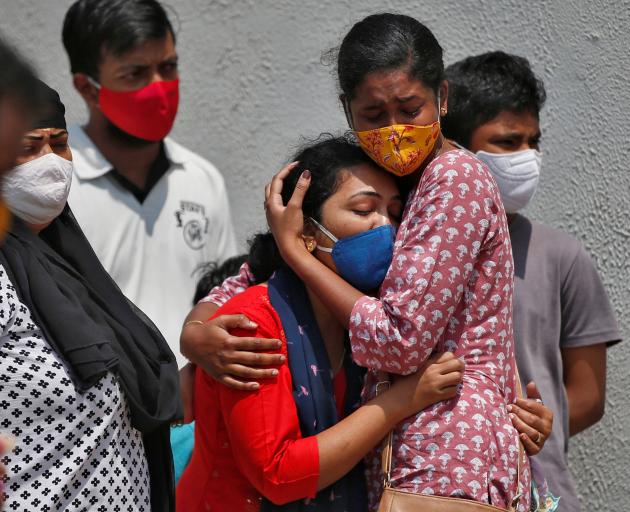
[442,51,621,511]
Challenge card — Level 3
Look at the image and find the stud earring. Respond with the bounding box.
[440,107,447,115]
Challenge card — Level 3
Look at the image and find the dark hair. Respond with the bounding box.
[62,0,175,79]
[337,13,444,101]
[442,51,547,148]
[248,134,377,283]
[193,254,249,304]
[0,36,41,110]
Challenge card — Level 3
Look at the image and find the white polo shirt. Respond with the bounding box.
[68,125,237,367]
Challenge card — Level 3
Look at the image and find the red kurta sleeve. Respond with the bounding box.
[216,289,320,505]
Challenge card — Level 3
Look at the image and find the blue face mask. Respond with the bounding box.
[309,218,395,292]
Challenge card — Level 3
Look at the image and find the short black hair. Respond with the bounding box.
[442,51,546,148]
[0,35,41,109]
[337,13,444,100]
[193,255,249,305]
[62,0,175,79]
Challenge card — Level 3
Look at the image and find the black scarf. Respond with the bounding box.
[0,207,181,511]
[264,268,367,511]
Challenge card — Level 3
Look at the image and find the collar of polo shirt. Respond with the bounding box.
[68,125,185,181]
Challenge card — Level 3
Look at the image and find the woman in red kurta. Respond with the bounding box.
[177,137,464,511]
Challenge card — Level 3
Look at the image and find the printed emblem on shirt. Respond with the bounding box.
[175,201,209,250]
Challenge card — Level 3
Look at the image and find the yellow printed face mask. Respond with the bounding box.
[0,200,12,245]
[355,122,441,177]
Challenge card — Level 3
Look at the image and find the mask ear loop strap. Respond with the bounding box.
[86,76,101,90]
[308,217,338,253]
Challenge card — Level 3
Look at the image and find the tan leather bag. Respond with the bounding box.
[376,371,526,512]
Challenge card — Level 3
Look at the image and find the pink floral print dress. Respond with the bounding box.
[203,149,530,511]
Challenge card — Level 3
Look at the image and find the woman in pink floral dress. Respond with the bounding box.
[182,13,560,512]
[261,14,530,511]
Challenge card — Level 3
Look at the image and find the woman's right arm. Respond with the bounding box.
[265,155,501,376]
[315,351,463,490]
[180,262,285,391]
[219,305,463,505]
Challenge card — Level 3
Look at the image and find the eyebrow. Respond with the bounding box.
[348,191,403,202]
[349,190,382,199]
[117,63,150,73]
[24,130,68,141]
[361,103,383,111]
[491,131,523,139]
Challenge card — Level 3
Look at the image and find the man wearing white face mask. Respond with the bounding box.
[443,51,622,512]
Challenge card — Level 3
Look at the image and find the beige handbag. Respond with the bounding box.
[376,372,526,512]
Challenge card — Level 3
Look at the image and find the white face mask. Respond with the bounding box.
[3,153,73,225]
[476,149,542,213]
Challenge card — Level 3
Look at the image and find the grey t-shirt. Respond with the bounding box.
[509,214,621,512]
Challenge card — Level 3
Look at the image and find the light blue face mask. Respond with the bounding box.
[309,217,395,292]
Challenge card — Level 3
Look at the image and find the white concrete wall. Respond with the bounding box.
[1,1,628,509]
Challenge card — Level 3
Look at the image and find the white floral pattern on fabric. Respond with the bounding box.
[199,262,253,307]
[349,150,530,511]
[0,265,150,511]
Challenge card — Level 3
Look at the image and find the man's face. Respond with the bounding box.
[468,109,541,154]
[97,31,178,92]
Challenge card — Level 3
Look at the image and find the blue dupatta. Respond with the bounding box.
[263,268,367,512]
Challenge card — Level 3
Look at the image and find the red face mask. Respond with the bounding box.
[94,79,179,141]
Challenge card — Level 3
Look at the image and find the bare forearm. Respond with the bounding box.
[180,302,218,363]
[567,389,605,436]
[315,392,408,490]
[562,344,607,436]
[285,248,361,329]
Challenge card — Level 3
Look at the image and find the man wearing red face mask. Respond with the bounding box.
[62,0,238,368]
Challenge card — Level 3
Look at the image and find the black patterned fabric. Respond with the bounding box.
[0,265,150,510]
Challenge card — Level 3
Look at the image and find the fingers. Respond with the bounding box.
[286,170,311,210]
[264,183,271,202]
[514,396,549,417]
[525,381,542,400]
[275,160,299,179]
[440,370,463,388]
[226,336,282,352]
[268,161,299,205]
[514,398,553,438]
[519,432,541,455]
[509,407,539,438]
[218,314,258,330]
[508,405,545,455]
[432,353,464,374]
[220,375,262,391]
[223,364,279,381]
[508,402,543,432]
[221,350,285,367]
[434,351,456,363]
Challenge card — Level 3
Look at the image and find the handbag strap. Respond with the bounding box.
[377,362,526,511]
